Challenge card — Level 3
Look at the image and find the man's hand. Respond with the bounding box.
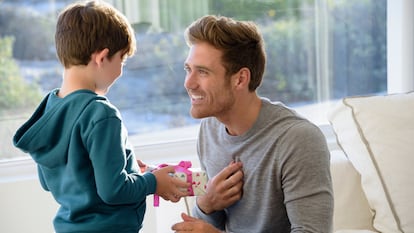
[197,161,243,214]
[171,213,222,233]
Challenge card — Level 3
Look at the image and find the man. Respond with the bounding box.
[172,15,333,233]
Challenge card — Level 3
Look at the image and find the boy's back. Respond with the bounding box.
[14,89,154,232]
[13,1,190,232]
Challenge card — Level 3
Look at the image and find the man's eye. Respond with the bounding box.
[199,69,208,75]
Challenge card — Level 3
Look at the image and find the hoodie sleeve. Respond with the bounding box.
[85,115,156,205]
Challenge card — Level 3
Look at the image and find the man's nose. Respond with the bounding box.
[184,72,197,90]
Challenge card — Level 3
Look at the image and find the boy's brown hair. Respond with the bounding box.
[185,15,266,92]
[55,0,136,68]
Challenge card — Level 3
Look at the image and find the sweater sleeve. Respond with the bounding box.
[86,116,156,205]
[192,201,227,231]
[280,122,334,233]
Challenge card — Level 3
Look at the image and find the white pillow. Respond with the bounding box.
[330,150,375,231]
[328,92,414,233]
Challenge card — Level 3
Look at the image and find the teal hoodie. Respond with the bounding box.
[13,89,156,233]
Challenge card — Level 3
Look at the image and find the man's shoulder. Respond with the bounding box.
[260,99,322,134]
[261,98,296,116]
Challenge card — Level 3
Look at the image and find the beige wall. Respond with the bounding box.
[0,172,197,233]
[0,179,58,233]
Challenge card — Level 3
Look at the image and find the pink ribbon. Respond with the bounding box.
[153,161,193,207]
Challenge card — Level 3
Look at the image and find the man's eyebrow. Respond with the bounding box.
[184,63,213,72]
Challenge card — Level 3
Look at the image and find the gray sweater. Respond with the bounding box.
[193,98,333,233]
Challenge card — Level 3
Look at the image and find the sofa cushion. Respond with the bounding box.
[328,92,414,233]
[330,150,374,231]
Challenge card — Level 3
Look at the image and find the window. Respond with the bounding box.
[0,0,387,161]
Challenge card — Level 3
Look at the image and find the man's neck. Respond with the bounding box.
[220,95,262,136]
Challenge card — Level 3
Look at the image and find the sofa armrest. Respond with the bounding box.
[330,150,375,231]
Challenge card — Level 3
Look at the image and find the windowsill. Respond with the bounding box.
[0,157,38,183]
[0,101,339,183]
[0,137,199,184]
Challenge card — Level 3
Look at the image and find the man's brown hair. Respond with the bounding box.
[185,15,266,91]
[55,0,136,68]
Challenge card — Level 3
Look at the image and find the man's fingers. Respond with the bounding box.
[222,169,243,190]
[230,169,244,182]
[216,162,243,180]
[181,213,197,221]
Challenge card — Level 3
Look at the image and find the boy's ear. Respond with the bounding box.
[93,48,109,67]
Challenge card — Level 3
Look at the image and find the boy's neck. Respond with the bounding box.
[58,66,95,98]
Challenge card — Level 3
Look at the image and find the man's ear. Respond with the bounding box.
[233,67,251,89]
[93,48,109,67]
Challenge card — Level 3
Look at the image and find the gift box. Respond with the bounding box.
[151,161,208,207]
[174,164,207,196]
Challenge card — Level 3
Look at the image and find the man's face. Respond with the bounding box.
[184,42,236,119]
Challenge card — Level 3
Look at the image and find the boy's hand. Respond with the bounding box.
[152,165,191,202]
[197,161,243,214]
[137,159,148,173]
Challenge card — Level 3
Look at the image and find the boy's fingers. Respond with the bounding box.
[164,165,176,173]
[137,159,145,166]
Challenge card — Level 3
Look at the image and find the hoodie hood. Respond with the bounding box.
[13,89,105,167]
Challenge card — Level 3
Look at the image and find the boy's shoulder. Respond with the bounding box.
[81,94,121,120]
[54,89,121,121]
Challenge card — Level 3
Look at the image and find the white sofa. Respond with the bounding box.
[328,92,414,233]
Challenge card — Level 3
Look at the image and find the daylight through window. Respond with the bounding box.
[0,0,386,160]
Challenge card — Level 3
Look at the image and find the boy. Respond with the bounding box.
[13,1,189,232]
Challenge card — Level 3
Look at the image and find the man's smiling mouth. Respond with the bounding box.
[191,94,204,100]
